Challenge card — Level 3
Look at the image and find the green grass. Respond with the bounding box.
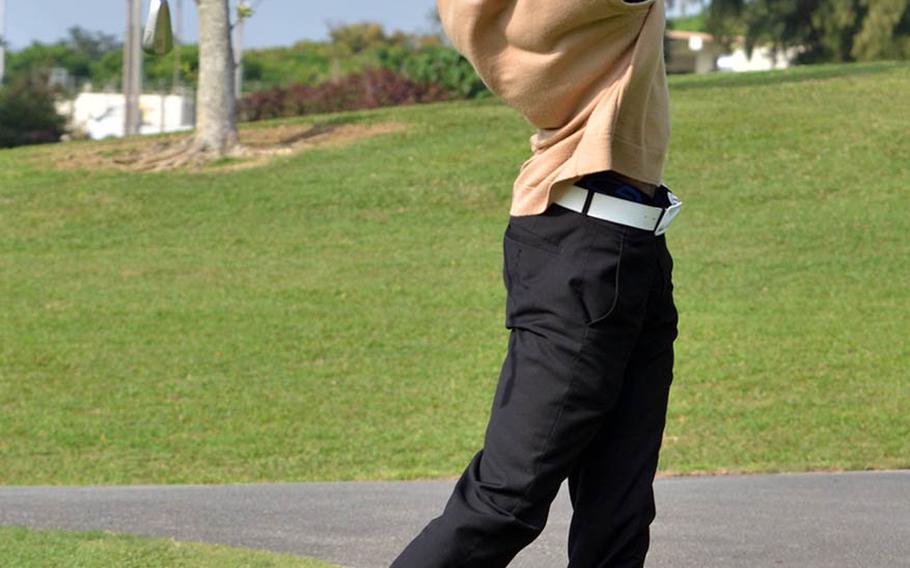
[0,526,337,567]
[0,61,908,485]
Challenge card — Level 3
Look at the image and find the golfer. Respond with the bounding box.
[391,0,681,566]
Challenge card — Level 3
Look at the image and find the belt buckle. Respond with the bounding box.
[653,189,682,236]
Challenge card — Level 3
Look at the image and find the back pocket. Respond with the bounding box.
[505,216,562,254]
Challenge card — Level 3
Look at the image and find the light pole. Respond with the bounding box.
[0,0,7,85]
[123,0,143,136]
[172,0,182,92]
[233,0,248,99]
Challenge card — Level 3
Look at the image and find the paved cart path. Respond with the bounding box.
[1,470,908,567]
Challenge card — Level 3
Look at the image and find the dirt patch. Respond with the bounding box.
[37,121,409,174]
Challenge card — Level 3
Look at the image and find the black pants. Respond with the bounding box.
[391,179,679,568]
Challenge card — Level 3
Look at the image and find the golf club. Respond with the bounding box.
[142,0,174,56]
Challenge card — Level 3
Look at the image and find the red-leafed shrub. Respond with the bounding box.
[238,66,452,122]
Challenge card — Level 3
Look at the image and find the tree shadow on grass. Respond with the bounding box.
[276,123,341,146]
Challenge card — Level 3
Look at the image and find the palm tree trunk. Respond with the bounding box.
[194,0,237,154]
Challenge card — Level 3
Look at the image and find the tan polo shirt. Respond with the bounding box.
[436,0,670,215]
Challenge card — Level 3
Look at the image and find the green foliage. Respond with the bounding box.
[243,41,335,89]
[3,27,119,90]
[236,2,254,21]
[239,43,488,120]
[90,49,125,90]
[239,22,486,99]
[0,74,67,148]
[400,46,490,99]
[85,45,199,92]
[708,0,910,63]
[144,44,200,90]
[242,24,450,92]
[327,22,392,56]
[852,0,910,60]
[2,21,475,98]
[668,13,710,32]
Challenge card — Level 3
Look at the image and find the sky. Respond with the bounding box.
[2,0,442,51]
[3,1,695,52]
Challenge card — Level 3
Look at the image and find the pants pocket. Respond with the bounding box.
[503,213,564,298]
[502,214,581,334]
[505,216,562,254]
[503,208,628,335]
[576,223,625,327]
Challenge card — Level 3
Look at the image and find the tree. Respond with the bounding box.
[327,22,390,56]
[852,0,910,60]
[194,0,237,154]
[1,25,196,92]
[3,27,121,90]
[0,72,67,148]
[68,26,121,60]
[669,0,708,18]
[707,0,910,63]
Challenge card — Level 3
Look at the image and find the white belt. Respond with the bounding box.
[553,184,683,236]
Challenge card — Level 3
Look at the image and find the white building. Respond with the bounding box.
[665,29,800,74]
[666,30,723,74]
[716,44,802,72]
[56,92,195,140]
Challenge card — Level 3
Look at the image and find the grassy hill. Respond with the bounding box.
[0,61,907,485]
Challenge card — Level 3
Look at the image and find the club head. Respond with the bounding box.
[142,0,174,56]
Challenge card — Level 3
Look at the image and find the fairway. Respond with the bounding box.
[0,61,907,485]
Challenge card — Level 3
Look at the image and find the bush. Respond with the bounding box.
[400,46,490,99]
[238,66,453,122]
[0,76,67,148]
